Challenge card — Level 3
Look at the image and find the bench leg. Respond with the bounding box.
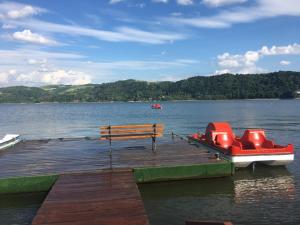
[109,152,112,169]
[152,137,156,152]
[109,144,112,157]
[109,139,112,168]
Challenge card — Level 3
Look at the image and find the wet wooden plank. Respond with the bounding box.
[32,171,150,225]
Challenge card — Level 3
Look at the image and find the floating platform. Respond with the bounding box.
[0,135,233,194]
[31,171,150,225]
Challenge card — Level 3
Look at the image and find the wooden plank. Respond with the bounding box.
[101,124,164,129]
[101,133,163,138]
[101,133,155,137]
[100,133,163,141]
[100,124,164,130]
[32,171,150,225]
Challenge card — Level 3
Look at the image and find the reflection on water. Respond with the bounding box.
[0,192,47,225]
[139,166,299,225]
[233,166,296,204]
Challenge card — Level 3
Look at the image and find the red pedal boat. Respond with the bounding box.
[189,122,294,168]
[151,103,162,109]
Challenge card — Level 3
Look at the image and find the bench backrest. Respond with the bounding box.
[100,124,164,141]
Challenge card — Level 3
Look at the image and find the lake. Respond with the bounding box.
[0,100,299,225]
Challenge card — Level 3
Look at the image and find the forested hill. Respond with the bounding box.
[0,71,300,103]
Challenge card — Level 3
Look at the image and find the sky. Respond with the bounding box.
[0,0,300,86]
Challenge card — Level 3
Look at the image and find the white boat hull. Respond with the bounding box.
[228,154,294,168]
[0,135,21,151]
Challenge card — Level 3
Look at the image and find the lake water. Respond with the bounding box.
[0,100,299,225]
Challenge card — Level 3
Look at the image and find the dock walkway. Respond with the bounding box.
[32,171,150,225]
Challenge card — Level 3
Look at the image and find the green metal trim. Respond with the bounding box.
[133,162,233,183]
[231,162,235,174]
[0,174,58,194]
[0,163,235,193]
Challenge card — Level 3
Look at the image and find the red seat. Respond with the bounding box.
[205,122,235,146]
[215,133,233,149]
[241,129,266,149]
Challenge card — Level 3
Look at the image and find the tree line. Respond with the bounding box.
[0,71,299,103]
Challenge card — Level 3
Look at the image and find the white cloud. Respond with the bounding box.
[10,19,185,44]
[153,0,168,3]
[1,2,185,45]
[0,47,199,86]
[12,29,57,45]
[216,43,300,74]
[0,47,91,86]
[170,12,182,17]
[0,72,8,83]
[260,44,300,55]
[202,0,247,7]
[215,69,231,74]
[160,74,191,81]
[0,72,9,83]
[217,53,241,68]
[0,48,85,66]
[41,70,91,85]
[8,69,17,75]
[166,0,300,28]
[280,60,291,65]
[109,0,125,4]
[116,26,183,44]
[0,58,196,86]
[84,59,198,71]
[7,5,37,19]
[177,0,194,6]
[0,2,44,20]
[244,51,260,65]
[28,58,47,65]
[0,69,17,83]
[11,69,91,85]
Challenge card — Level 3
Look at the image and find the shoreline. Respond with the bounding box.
[0,98,298,104]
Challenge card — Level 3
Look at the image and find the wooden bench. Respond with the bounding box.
[100,124,164,153]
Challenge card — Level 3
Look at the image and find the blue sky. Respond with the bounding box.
[0,0,300,86]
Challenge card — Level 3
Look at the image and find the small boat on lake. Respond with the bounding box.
[151,103,162,109]
[0,134,21,151]
[189,122,294,168]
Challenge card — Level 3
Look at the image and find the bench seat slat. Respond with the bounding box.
[100,124,164,130]
[100,128,164,135]
[100,134,163,141]
[101,132,162,138]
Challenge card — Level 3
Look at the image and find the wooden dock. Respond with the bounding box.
[0,135,234,225]
[0,136,233,194]
[0,136,231,179]
[31,171,150,225]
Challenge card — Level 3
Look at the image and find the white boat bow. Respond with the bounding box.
[0,134,21,150]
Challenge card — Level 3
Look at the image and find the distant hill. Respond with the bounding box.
[0,71,300,103]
